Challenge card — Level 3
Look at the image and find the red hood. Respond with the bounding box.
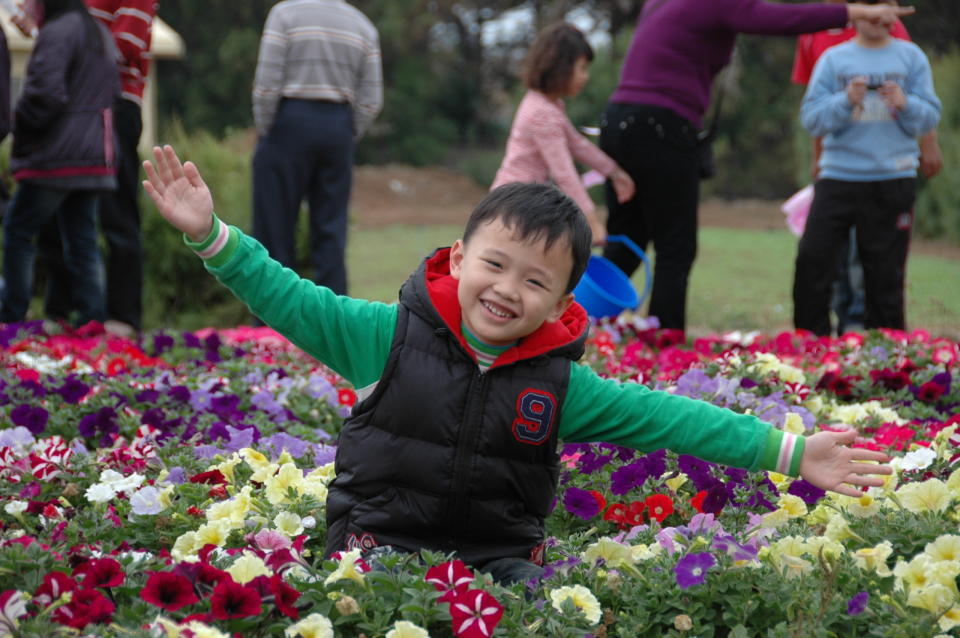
[420,248,589,367]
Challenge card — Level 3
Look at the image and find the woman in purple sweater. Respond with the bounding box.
[599,0,913,333]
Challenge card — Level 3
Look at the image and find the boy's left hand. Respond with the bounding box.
[799,429,892,498]
[879,81,906,110]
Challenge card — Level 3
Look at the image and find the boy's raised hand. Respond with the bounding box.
[799,429,892,498]
[143,145,215,242]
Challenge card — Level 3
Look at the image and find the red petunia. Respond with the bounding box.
[33,571,78,608]
[448,588,504,638]
[425,560,475,603]
[623,501,646,528]
[690,490,707,513]
[916,381,946,403]
[338,387,357,407]
[189,469,228,485]
[209,579,262,620]
[645,494,675,523]
[588,490,607,512]
[52,587,114,629]
[140,571,200,612]
[73,557,125,589]
[268,574,301,619]
[603,502,627,526]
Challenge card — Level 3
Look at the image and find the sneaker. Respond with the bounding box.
[104,319,137,339]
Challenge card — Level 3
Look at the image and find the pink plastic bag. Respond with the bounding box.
[781,184,814,237]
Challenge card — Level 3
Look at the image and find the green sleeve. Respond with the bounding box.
[558,363,805,476]
[187,220,397,389]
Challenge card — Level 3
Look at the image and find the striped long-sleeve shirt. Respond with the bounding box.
[252,0,382,138]
[85,0,156,105]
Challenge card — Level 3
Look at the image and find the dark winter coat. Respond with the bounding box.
[11,10,119,184]
[324,248,589,567]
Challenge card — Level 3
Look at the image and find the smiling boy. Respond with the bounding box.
[144,145,891,585]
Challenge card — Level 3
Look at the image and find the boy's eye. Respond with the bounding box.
[483,259,502,269]
[527,279,546,289]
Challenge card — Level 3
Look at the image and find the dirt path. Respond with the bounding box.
[351,165,960,261]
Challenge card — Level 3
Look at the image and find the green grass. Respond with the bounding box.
[345,224,960,338]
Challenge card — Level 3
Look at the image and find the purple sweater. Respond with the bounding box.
[611,0,848,127]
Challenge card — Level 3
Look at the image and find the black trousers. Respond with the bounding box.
[252,99,353,295]
[793,178,915,336]
[599,103,700,331]
[41,97,144,329]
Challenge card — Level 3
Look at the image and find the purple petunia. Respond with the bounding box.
[563,486,601,520]
[847,591,869,616]
[787,479,826,506]
[57,375,90,404]
[10,404,48,435]
[674,552,716,589]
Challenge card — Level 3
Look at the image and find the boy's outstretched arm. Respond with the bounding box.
[798,429,891,498]
[142,145,215,242]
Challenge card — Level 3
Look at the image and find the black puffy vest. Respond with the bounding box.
[324,250,587,566]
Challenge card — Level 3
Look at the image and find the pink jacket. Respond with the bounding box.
[492,90,616,217]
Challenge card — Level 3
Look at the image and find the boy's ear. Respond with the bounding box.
[548,292,575,322]
[449,239,465,280]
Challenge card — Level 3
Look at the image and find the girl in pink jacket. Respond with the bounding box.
[492,23,634,245]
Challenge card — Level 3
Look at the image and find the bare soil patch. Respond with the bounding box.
[351,165,960,261]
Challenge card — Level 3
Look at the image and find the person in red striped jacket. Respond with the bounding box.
[32,0,156,337]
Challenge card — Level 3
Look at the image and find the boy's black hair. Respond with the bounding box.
[462,182,591,294]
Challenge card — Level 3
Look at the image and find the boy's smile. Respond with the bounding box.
[449,219,575,346]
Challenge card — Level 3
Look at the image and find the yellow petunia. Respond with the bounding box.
[852,541,893,576]
[842,491,881,518]
[324,548,366,586]
[582,537,634,568]
[266,463,307,505]
[212,453,242,484]
[274,511,304,537]
[939,605,960,632]
[926,535,960,563]
[549,585,602,625]
[906,583,955,615]
[284,613,334,638]
[171,531,199,562]
[777,494,808,518]
[894,554,934,591]
[385,620,430,638]
[896,479,952,514]
[782,413,806,436]
[194,520,233,548]
[227,551,272,585]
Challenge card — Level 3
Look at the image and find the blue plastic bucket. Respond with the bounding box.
[572,235,652,319]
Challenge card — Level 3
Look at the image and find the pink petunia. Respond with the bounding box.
[425,560,474,603]
[448,588,504,638]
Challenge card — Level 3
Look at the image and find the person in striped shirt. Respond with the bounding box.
[251,0,382,300]
[492,23,634,246]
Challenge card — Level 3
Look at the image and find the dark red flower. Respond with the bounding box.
[73,558,125,589]
[425,560,474,603]
[268,574,301,619]
[140,571,200,612]
[448,588,504,638]
[52,588,114,629]
[917,381,946,403]
[209,579,262,620]
[33,571,78,607]
[826,375,854,398]
[208,485,228,499]
[190,469,227,485]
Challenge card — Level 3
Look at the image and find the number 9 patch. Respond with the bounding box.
[512,389,557,445]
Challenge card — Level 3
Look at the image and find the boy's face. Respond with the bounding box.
[449,219,575,346]
[853,2,896,41]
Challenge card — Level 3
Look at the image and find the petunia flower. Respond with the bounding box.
[140,571,200,612]
[645,494,674,523]
[563,486,602,520]
[130,486,165,515]
[284,612,334,638]
[0,590,28,635]
[449,588,505,638]
[548,585,601,625]
[386,620,430,638]
[52,587,115,629]
[674,552,716,589]
[323,548,369,586]
[209,579,262,620]
[425,560,474,602]
[73,558,125,589]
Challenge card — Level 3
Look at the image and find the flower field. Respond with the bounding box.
[0,317,958,637]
